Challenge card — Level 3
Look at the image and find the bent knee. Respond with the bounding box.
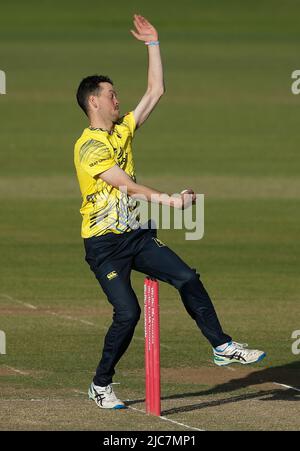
[176,268,200,290]
[115,307,141,326]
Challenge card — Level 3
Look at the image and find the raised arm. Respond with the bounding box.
[130,14,165,128]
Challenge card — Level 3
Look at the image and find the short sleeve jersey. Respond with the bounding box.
[74,112,140,238]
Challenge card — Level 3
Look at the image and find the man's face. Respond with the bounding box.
[92,82,120,122]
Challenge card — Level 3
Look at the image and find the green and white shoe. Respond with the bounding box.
[213,341,266,366]
[88,382,126,409]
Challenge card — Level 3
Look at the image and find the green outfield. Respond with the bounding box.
[0,0,299,431]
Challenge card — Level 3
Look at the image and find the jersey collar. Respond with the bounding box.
[88,126,114,135]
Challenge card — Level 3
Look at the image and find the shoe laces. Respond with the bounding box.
[94,383,120,402]
[230,342,261,359]
[232,341,248,350]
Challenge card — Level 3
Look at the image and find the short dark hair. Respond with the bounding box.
[76,75,113,116]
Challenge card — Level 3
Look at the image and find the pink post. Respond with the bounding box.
[152,279,161,416]
[144,277,161,416]
[144,278,151,413]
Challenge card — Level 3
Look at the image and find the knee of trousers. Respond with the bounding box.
[179,270,211,301]
[174,268,200,290]
[113,306,141,327]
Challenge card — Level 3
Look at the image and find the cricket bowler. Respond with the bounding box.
[74,14,266,409]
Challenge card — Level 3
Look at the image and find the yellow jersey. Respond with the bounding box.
[74,111,140,238]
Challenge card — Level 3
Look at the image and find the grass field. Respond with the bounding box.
[0,0,299,431]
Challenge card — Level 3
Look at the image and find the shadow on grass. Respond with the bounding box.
[161,361,300,416]
[126,361,300,415]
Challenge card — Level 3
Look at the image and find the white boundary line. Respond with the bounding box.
[3,365,29,376]
[0,293,37,310]
[45,310,96,327]
[272,382,300,393]
[128,405,204,431]
[74,390,203,431]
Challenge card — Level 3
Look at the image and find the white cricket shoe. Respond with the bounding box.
[213,341,266,366]
[88,382,126,409]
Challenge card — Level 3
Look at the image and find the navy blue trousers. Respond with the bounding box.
[84,225,231,386]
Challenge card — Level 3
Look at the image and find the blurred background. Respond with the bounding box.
[0,0,299,430]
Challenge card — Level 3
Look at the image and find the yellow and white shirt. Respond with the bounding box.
[74,112,140,238]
